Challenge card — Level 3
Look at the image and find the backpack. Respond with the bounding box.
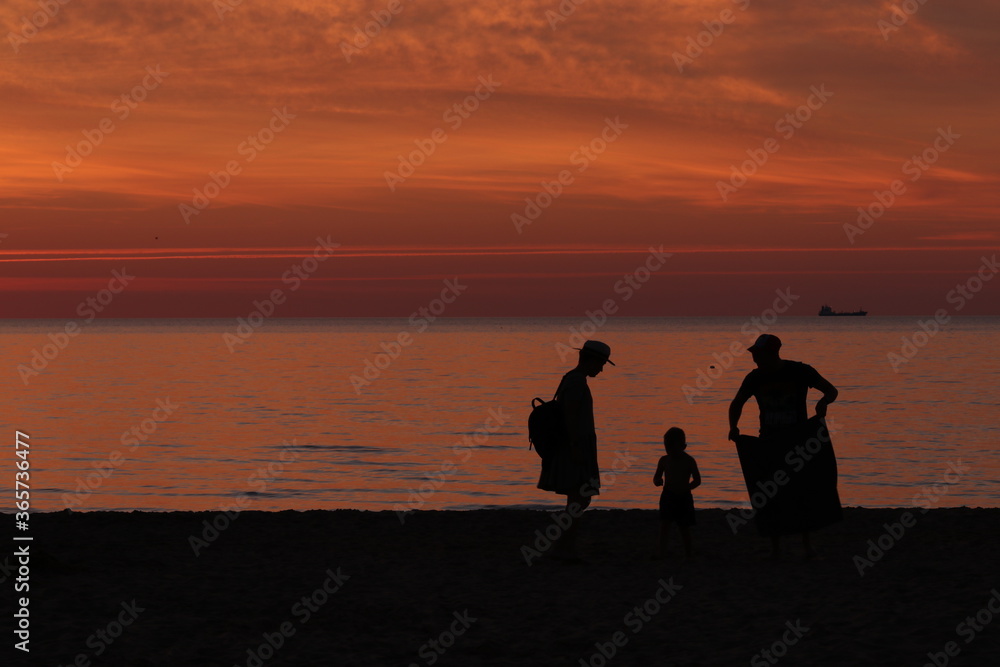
[528,377,567,459]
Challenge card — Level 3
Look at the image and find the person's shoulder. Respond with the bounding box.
[787,360,820,375]
[559,370,587,397]
[792,361,826,385]
[782,359,811,371]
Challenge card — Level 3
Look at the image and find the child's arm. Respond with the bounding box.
[689,457,701,491]
[653,458,664,487]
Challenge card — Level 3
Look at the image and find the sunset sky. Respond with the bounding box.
[1,0,998,316]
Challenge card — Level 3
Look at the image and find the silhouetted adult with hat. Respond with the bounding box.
[538,339,614,562]
[728,334,840,558]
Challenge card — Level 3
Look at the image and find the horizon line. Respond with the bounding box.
[1,244,997,263]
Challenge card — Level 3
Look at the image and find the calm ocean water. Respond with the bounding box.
[4,317,998,512]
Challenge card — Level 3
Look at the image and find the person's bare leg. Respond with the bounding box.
[679,525,692,558]
[802,532,816,560]
[654,521,671,558]
[553,494,589,560]
[769,535,781,559]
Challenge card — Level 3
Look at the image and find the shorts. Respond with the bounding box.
[659,490,696,527]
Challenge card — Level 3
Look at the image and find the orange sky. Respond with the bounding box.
[1,0,998,316]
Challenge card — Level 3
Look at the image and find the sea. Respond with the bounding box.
[4,317,998,512]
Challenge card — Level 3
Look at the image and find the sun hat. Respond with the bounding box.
[575,340,615,366]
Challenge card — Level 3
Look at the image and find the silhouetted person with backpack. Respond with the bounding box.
[537,340,614,562]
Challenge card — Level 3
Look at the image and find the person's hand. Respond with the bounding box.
[728,427,740,442]
[815,403,828,419]
[653,478,662,487]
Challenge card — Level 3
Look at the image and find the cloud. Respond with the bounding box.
[1,0,998,313]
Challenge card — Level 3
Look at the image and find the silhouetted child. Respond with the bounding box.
[653,427,701,558]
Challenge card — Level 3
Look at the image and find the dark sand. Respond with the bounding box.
[13,508,1000,666]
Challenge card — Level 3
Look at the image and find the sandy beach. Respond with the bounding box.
[15,508,1000,666]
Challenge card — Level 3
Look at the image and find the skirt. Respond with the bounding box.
[537,434,601,497]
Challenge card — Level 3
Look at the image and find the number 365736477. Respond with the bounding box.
[15,436,30,514]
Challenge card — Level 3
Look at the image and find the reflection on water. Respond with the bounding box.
[3,317,998,511]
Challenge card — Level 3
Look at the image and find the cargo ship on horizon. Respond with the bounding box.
[819,305,868,316]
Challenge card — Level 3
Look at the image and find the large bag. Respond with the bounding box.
[527,378,566,459]
[733,417,843,536]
